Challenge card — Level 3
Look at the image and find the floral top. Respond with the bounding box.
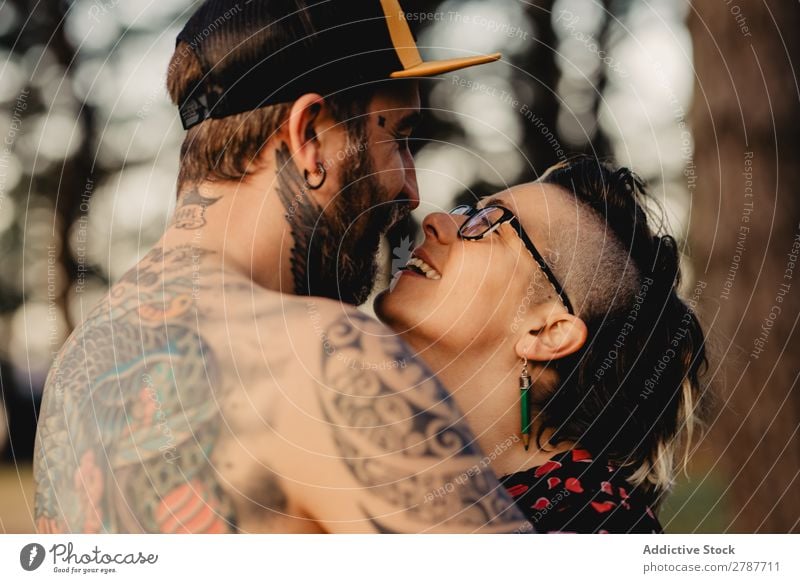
[499,448,663,533]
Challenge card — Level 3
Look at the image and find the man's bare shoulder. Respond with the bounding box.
[34,245,246,533]
[212,282,391,372]
[31,245,334,533]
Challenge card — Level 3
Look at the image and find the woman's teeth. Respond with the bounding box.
[405,257,442,280]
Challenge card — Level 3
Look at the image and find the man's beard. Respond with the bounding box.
[298,144,409,306]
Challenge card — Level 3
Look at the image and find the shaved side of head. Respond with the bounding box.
[543,185,642,321]
[513,156,709,503]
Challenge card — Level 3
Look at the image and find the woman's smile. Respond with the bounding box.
[398,251,442,280]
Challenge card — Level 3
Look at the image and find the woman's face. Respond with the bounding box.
[375,183,568,354]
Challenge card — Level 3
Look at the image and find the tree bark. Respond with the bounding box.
[689,0,800,533]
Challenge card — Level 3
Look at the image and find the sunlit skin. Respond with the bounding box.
[376,182,590,478]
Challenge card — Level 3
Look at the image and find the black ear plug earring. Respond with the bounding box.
[304,162,326,190]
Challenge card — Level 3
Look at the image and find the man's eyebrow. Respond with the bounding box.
[394,111,423,133]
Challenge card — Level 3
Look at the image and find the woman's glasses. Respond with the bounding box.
[450,205,574,315]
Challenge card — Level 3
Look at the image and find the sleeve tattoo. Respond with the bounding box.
[33,246,237,533]
[317,310,532,533]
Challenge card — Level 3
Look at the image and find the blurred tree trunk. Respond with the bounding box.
[41,0,98,330]
[519,0,562,176]
[0,0,95,462]
[689,1,800,533]
[583,0,612,158]
[519,0,612,177]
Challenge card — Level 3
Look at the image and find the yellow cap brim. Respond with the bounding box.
[389,52,502,79]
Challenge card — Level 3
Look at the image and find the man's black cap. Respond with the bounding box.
[176,0,501,129]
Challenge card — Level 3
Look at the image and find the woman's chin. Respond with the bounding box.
[373,280,422,333]
[373,288,393,324]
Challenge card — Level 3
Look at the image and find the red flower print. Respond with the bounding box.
[534,460,562,478]
[590,500,616,513]
[532,497,550,510]
[600,481,613,495]
[547,477,562,489]
[619,486,629,499]
[564,477,584,493]
[506,484,529,497]
[571,448,593,462]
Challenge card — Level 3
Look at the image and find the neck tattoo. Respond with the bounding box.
[174,186,222,230]
[274,142,323,295]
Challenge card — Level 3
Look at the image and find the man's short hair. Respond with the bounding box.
[166,41,373,192]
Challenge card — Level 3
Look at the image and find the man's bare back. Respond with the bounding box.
[33,0,529,534]
[34,244,528,533]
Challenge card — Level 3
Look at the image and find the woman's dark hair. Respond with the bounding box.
[534,156,710,504]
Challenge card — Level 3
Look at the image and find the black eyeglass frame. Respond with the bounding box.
[450,204,574,315]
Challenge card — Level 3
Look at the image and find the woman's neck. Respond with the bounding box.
[401,334,575,478]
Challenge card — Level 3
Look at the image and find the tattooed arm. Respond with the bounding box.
[281,304,532,533]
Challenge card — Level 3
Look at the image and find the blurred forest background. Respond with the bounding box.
[1,0,798,532]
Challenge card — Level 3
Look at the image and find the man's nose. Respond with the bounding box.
[422,211,461,245]
[399,153,420,210]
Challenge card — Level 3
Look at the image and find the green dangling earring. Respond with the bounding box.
[519,358,533,451]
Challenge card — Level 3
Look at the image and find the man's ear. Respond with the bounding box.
[515,312,588,363]
[286,93,326,179]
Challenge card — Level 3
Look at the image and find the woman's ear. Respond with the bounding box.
[286,93,326,179]
[515,312,588,363]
